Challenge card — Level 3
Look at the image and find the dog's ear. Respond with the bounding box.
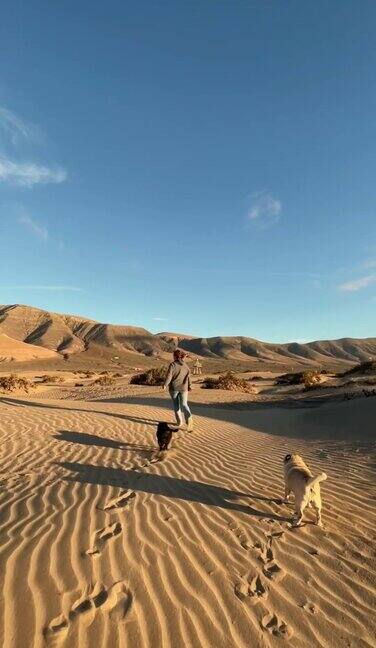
[284,454,292,462]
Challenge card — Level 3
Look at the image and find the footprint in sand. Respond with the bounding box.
[85,521,122,557]
[149,449,175,463]
[228,522,252,550]
[234,574,268,603]
[262,561,284,581]
[266,530,285,541]
[44,582,133,639]
[261,612,292,638]
[301,601,316,614]
[258,539,285,582]
[103,489,136,511]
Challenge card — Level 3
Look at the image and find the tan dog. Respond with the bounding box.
[283,453,327,526]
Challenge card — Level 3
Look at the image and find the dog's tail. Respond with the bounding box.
[307,472,327,489]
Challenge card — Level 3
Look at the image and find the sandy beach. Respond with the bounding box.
[0,383,375,648]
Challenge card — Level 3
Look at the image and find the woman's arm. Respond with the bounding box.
[163,363,173,389]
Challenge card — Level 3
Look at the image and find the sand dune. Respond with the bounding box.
[0,386,375,647]
[0,333,59,362]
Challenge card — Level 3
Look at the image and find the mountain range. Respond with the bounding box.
[0,304,375,369]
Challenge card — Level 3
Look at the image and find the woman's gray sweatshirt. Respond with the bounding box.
[164,360,191,392]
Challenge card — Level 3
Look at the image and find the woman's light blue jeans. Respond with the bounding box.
[169,389,192,425]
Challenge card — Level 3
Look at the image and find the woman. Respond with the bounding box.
[163,349,193,431]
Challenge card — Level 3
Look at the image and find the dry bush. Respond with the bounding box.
[342,361,376,377]
[130,366,168,386]
[277,370,322,389]
[363,376,376,386]
[276,371,322,387]
[113,372,123,378]
[38,374,64,384]
[0,374,34,393]
[302,371,322,390]
[202,371,255,393]
[94,375,116,386]
[79,371,95,378]
[276,372,305,385]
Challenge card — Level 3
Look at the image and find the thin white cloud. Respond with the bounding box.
[364,258,376,269]
[339,275,376,292]
[0,158,66,187]
[0,285,84,292]
[152,317,168,322]
[0,106,40,145]
[0,105,66,188]
[247,191,282,228]
[19,213,48,240]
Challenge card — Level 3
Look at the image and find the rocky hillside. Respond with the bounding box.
[0,304,172,359]
[0,304,375,368]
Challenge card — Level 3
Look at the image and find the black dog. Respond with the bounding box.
[156,422,179,451]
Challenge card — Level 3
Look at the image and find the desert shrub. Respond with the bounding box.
[363,376,376,386]
[130,366,168,386]
[276,372,305,386]
[276,370,322,388]
[249,375,264,381]
[342,361,376,377]
[80,371,95,378]
[94,375,116,386]
[38,374,64,384]
[302,371,322,390]
[113,372,123,378]
[0,374,33,393]
[202,371,255,393]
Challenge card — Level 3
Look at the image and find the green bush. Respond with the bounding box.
[130,366,168,386]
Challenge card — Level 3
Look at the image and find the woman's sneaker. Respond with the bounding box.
[187,417,194,432]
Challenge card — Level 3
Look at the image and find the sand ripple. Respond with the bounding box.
[0,394,375,647]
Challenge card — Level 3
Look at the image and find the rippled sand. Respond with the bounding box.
[0,389,375,647]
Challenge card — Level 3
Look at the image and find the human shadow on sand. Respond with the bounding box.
[3,394,373,443]
[58,461,290,521]
[54,430,155,458]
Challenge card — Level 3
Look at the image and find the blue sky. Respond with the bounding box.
[1,1,376,342]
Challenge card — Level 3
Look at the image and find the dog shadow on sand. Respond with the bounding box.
[53,430,156,461]
[57,460,290,522]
